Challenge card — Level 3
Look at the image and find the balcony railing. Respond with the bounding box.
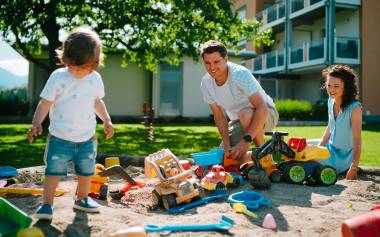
[253,49,285,72]
[254,56,262,71]
[335,37,360,64]
[255,1,285,25]
[290,39,326,65]
[291,0,324,14]
[254,37,360,73]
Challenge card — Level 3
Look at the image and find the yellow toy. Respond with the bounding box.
[89,164,109,200]
[145,149,204,210]
[0,187,67,196]
[241,132,337,189]
[200,165,238,190]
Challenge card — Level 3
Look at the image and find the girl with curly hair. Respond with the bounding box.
[310,65,362,180]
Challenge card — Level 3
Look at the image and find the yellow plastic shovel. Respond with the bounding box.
[0,187,68,196]
[233,203,258,218]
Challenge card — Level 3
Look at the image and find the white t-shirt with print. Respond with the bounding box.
[201,62,274,121]
[40,67,105,142]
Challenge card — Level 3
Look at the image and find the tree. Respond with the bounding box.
[0,0,97,73]
[0,0,272,74]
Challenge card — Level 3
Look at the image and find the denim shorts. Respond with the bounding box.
[44,135,97,176]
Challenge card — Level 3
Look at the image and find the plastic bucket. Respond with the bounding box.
[341,207,380,237]
[191,149,224,166]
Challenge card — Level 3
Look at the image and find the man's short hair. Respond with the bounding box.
[200,40,227,59]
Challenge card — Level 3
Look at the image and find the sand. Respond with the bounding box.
[3,165,380,237]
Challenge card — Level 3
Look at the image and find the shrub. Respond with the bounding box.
[311,100,328,121]
[275,99,313,121]
[0,87,29,115]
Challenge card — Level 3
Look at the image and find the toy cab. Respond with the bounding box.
[201,165,240,190]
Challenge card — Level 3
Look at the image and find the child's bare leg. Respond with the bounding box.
[76,176,92,200]
[43,176,60,205]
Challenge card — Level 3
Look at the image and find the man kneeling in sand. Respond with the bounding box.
[199,40,279,164]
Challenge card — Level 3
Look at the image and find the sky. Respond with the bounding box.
[0,41,29,88]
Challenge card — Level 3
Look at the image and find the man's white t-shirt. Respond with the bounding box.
[201,62,274,121]
[40,67,105,142]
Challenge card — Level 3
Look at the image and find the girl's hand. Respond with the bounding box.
[27,124,43,143]
[346,166,358,180]
[104,121,114,139]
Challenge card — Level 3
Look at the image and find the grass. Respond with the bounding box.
[0,123,379,168]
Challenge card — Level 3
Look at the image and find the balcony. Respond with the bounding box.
[253,37,360,73]
[290,0,325,20]
[289,38,326,69]
[255,1,285,30]
[335,37,360,64]
[291,0,324,13]
[253,49,285,74]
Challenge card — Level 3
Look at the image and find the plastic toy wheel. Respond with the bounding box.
[314,166,337,186]
[270,170,282,183]
[152,190,163,209]
[98,184,108,200]
[215,182,226,190]
[285,165,306,184]
[162,194,177,210]
[109,190,124,200]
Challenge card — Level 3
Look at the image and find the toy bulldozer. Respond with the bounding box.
[145,149,204,210]
[241,131,337,189]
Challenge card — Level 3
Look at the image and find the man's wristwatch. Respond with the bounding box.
[243,134,253,143]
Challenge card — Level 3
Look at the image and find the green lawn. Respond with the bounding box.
[0,123,379,168]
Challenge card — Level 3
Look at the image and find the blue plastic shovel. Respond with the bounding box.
[168,189,228,214]
[145,215,234,232]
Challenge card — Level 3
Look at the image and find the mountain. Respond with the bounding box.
[0,41,28,89]
[0,68,28,89]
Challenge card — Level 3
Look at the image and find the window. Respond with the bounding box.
[259,78,278,100]
[158,62,183,116]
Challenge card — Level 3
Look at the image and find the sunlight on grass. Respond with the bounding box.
[0,123,379,168]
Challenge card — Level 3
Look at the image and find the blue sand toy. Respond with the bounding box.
[191,149,224,167]
[168,189,228,214]
[228,191,270,211]
[145,215,234,232]
[0,166,17,178]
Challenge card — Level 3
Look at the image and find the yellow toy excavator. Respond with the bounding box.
[241,131,337,189]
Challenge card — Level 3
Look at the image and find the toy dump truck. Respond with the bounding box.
[145,149,204,210]
[191,149,242,178]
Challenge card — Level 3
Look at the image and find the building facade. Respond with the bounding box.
[28,52,253,119]
[234,0,379,119]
